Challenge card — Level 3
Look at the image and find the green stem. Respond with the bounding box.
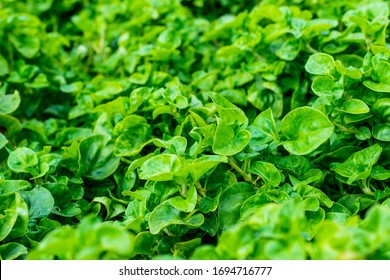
[120,157,132,165]
[305,42,318,54]
[333,122,358,134]
[228,158,253,184]
[360,180,375,196]
[181,184,188,198]
[195,182,206,197]
[163,228,174,236]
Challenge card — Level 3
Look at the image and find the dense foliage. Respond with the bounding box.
[0,0,390,260]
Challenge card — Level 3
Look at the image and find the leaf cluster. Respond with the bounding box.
[0,0,389,260]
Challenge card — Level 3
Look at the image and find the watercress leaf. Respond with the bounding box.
[303,208,325,240]
[302,197,320,212]
[248,108,278,151]
[216,224,256,259]
[132,232,158,256]
[338,194,376,215]
[0,91,21,115]
[177,155,227,183]
[152,136,187,156]
[338,99,370,114]
[208,92,248,126]
[7,147,38,174]
[280,107,334,155]
[78,135,120,180]
[275,38,300,61]
[372,98,390,122]
[249,161,281,188]
[169,186,197,213]
[0,193,28,241]
[138,154,182,181]
[305,53,335,76]
[277,155,311,178]
[149,201,204,234]
[311,76,343,99]
[363,80,390,93]
[372,123,390,141]
[0,114,21,136]
[0,180,31,197]
[114,124,151,157]
[173,238,202,259]
[240,192,269,219]
[9,34,40,59]
[0,54,10,76]
[295,184,333,208]
[330,144,382,184]
[218,182,256,231]
[212,122,251,156]
[370,165,390,181]
[0,243,27,260]
[0,133,8,150]
[20,186,55,220]
[355,126,371,141]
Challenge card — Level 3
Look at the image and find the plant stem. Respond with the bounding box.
[195,182,206,197]
[228,157,253,184]
[360,180,375,196]
[181,184,188,197]
[120,157,132,165]
[333,122,358,134]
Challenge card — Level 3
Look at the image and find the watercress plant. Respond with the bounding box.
[0,0,389,260]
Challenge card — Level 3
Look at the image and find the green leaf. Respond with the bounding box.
[28,216,135,259]
[281,107,334,155]
[212,122,251,156]
[248,108,278,151]
[0,180,31,197]
[152,136,187,156]
[0,114,22,136]
[7,147,38,174]
[10,35,40,59]
[216,224,256,259]
[338,99,370,114]
[0,193,28,241]
[275,38,300,61]
[372,123,390,141]
[139,154,182,181]
[173,238,201,259]
[0,243,27,260]
[338,195,376,215]
[218,182,256,231]
[78,135,120,180]
[311,76,343,99]
[149,201,204,234]
[0,133,8,150]
[370,165,390,181]
[20,186,55,219]
[305,53,335,76]
[277,155,311,178]
[208,92,248,127]
[132,232,158,256]
[295,184,333,208]
[249,161,281,188]
[0,55,10,76]
[331,144,382,184]
[363,80,390,93]
[169,186,197,212]
[0,91,21,114]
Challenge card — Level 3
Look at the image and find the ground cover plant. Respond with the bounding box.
[0,0,389,260]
